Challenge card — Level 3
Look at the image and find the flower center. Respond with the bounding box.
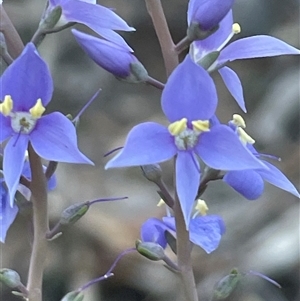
[168,118,210,150]
[0,95,46,134]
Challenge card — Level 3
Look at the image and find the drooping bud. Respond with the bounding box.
[212,268,241,300]
[0,268,22,289]
[136,240,165,261]
[72,29,148,83]
[141,164,162,183]
[39,5,62,31]
[61,291,84,301]
[59,203,89,225]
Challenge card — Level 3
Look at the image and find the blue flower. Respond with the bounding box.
[0,43,93,206]
[105,55,265,228]
[47,0,134,50]
[218,115,300,199]
[188,0,234,31]
[191,10,300,111]
[141,214,225,254]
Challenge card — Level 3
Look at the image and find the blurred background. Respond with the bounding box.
[1,0,299,300]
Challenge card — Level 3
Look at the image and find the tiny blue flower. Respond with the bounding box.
[0,43,93,206]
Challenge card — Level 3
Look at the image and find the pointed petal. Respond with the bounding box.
[3,135,28,207]
[176,151,200,229]
[105,122,176,169]
[219,35,300,64]
[0,115,13,143]
[224,170,264,200]
[189,215,225,253]
[162,55,217,122]
[141,218,170,248]
[0,182,18,243]
[195,125,265,170]
[218,66,246,112]
[72,29,135,77]
[192,10,233,57]
[62,0,134,31]
[258,161,300,198]
[0,43,53,110]
[30,113,93,165]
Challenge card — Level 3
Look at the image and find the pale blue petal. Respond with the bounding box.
[224,170,264,200]
[195,125,266,170]
[218,66,246,112]
[105,122,176,169]
[30,113,93,165]
[3,135,29,207]
[0,115,13,143]
[258,161,300,198]
[0,182,18,243]
[176,151,200,229]
[162,55,217,122]
[0,43,53,110]
[219,35,300,64]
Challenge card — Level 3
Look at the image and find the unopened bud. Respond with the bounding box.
[39,6,62,31]
[125,61,149,83]
[0,32,8,53]
[59,203,89,225]
[61,291,84,301]
[0,269,22,288]
[213,269,241,300]
[136,240,165,261]
[141,164,162,183]
[187,23,219,41]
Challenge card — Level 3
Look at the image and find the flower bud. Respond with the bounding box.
[141,164,162,183]
[0,268,22,288]
[39,6,62,31]
[59,203,89,225]
[72,29,148,83]
[61,291,84,301]
[212,268,241,300]
[136,240,165,261]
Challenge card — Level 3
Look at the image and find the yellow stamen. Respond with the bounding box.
[168,118,187,136]
[238,128,255,145]
[157,199,165,207]
[195,199,209,216]
[0,95,13,116]
[232,23,241,34]
[29,98,45,118]
[232,114,246,128]
[192,120,210,132]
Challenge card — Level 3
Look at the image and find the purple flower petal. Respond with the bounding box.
[176,151,200,229]
[105,122,176,169]
[0,182,18,243]
[224,170,264,200]
[258,161,300,198]
[188,0,234,31]
[141,218,170,248]
[72,29,135,77]
[3,135,29,207]
[29,112,93,165]
[162,55,217,122]
[192,10,233,56]
[0,115,13,143]
[0,43,53,110]
[61,0,134,31]
[195,125,266,170]
[218,66,246,112]
[189,215,225,253]
[219,35,300,65]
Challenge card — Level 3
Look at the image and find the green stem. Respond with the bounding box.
[26,145,49,301]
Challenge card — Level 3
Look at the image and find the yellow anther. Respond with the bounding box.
[195,199,209,216]
[0,95,13,116]
[192,120,210,132]
[157,199,165,207]
[232,114,246,128]
[238,128,255,145]
[232,23,241,34]
[168,118,187,136]
[29,98,45,118]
